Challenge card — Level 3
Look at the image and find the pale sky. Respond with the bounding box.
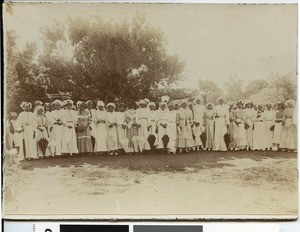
[3,3,297,89]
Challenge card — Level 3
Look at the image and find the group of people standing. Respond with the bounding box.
[5,96,297,161]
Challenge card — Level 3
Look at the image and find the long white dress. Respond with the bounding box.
[177,107,194,148]
[61,109,78,154]
[148,110,158,148]
[156,108,169,149]
[252,110,266,150]
[17,111,38,160]
[51,109,64,156]
[106,111,119,151]
[136,108,151,150]
[244,108,256,148]
[44,111,55,156]
[272,110,284,145]
[213,104,229,151]
[193,104,205,147]
[94,110,108,152]
[167,110,177,153]
[263,110,275,149]
[116,111,127,150]
[235,108,247,149]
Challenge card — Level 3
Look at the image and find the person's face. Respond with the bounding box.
[169,105,174,111]
[189,104,193,110]
[24,105,30,112]
[207,104,213,110]
[219,99,224,105]
[196,100,201,105]
[182,103,187,108]
[267,105,272,110]
[140,104,146,108]
[246,104,251,109]
[44,105,50,111]
[87,102,93,109]
[37,109,43,115]
[258,106,263,111]
[161,105,166,110]
[108,106,114,112]
[119,105,125,112]
[254,105,258,111]
[237,103,243,109]
[175,104,179,110]
[66,103,72,110]
[150,105,156,111]
[11,114,17,120]
[98,106,104,111]
[80,103,86,111]
[56,104,62,110]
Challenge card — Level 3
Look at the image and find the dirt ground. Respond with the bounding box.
[3,150,298,220]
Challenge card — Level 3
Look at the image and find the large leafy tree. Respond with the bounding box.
[39,15,185,102]
[243,79,269,98]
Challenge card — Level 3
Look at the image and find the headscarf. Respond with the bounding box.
[148,102,156,107]
[144,98,150,105]
[107,102,116,109]
[34,105,44,115]
[76,101,83,109]
[206,102,214,109]
[20,102,32,111]
[34,100,43,107]
[97,100,105,107]
[193,96,203,104]
[139,99,146,105]
[53,99,64,107]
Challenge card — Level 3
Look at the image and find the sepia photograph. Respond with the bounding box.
[2,3,298,220]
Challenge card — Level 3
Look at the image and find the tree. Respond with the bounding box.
[224,75,244,102]
[243,79,269,98]
[198,79,223,104]
[39,15,185,102]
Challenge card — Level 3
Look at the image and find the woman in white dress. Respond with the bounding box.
[44,103,55,156]
[263,103,275,150]
[244,102,255,150]
[234,101,247,150]
[177,101,194,153]
[106,103,119,155]
[252,104,266,150]
[34,105,52,158]
[94,101,108,154]
[61,100,78,156]
[156,102,170,153]
[272,102,284,151]
[136,100,151,152]
[116,103,128,154]
[17,102,37,160]
[213,98,230,151]
[148,102,158,152]
[192,97,205,150]
[51,100,64,156]
[167,103,177,154]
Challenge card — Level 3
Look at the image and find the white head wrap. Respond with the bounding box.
[97,101,105,107]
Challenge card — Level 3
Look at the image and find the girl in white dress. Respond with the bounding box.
[17,102,37,160]
[234,101,247,150]
[94,101,108,154]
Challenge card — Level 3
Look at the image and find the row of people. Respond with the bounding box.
[6,96,297,160]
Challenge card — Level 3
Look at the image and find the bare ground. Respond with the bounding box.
[3,150,298,220]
